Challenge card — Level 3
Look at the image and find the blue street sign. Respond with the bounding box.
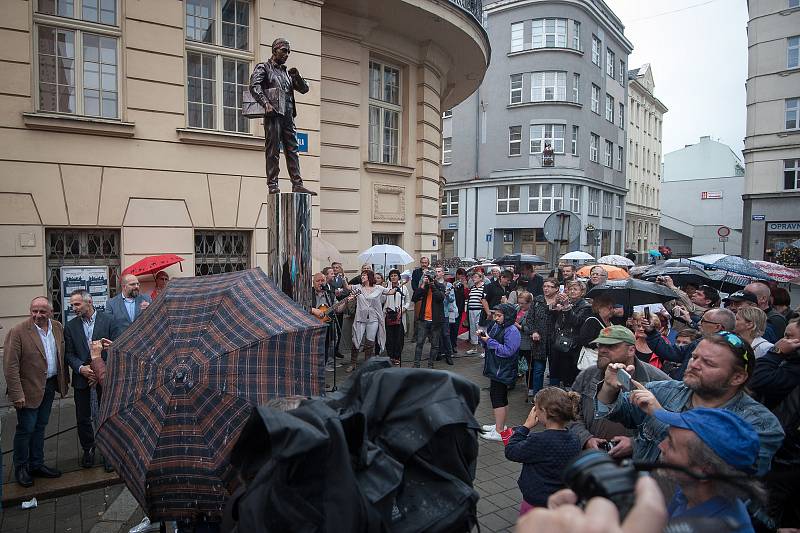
[448,223,457,229]
[296,132,308,153]
[752,215,765,221]
[486,234,492,242]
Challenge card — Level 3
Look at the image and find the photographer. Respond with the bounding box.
[411,269,445,368]
[657,276,719,321]
[595,332,784,476]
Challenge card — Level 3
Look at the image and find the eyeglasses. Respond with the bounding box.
[699,317,723,326]
[717,331,751,363]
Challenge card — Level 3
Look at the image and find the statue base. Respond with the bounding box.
[267,192,312,310]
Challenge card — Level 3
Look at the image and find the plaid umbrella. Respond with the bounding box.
[96,268,325,522]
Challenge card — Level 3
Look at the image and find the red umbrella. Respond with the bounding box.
[122,254,184,277]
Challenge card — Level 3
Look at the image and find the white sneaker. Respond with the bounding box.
[479,427,503,441]
[129,517,158,533]
[481,423,506,432]
[466,348,477,355]
[479,352,485,358]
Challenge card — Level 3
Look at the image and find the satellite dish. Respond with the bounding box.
[543,210,582,244]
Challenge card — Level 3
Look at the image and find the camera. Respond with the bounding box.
[563,450,637,520]
[598,440,616,452]
[423,269,436,280]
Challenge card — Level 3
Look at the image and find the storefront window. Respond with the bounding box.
[764,224,800,267]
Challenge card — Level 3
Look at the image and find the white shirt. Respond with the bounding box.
[35,319,58,378]
[123,297,136,322]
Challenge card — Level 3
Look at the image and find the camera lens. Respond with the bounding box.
[563,450,637,520]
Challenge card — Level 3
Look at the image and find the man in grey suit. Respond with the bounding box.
[106,274,151,330]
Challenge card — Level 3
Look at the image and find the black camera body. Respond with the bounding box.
[563,450,637,519]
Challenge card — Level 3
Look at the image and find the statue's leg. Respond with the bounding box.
[280,115,302,184]
[264,115,281,192]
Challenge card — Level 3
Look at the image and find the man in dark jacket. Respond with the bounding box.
[750,318,800,409]
[412,270,444,368]
[64,289,121,470]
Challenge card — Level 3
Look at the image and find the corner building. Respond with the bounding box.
[440,0,631,260]
[0,0,490,336]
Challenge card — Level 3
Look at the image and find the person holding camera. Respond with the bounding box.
[568,325,668,457]
[657,276,719,322]
[411,270,445,368]
[479,304,521,442]
[595,331,784,476]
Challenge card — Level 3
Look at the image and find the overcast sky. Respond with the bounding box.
[604,0,749,159]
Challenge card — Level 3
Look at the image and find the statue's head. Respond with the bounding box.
[271,38,291,64]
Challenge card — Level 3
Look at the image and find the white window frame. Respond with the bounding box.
[785,159,800,190]
[590,133,599,162]
[510,73,523,104]
[442,136,452,165]
[511,22,524,52]
[572,20,581,51]
[441,190,459,216]
[605,94,614,123]
[571,125,578,156]
[529,184,563,213]
[604,140,613,168]
[33,2,123,119]
[569,185,580,213]
[588,188,600,216]
[602,191,613,218]
[786,98,799,130]
[606,48,615,78]
[532,71,566,102]
[530,124,565,154]
[615,195,623,219]
[497,185,520,213]
[619,103,624,129]
[617,145,623,171]
[591,84,600,114]
[591,35,601,66]
[532,18,567,48]
[572,73,580,103]
[619,59,625,85]
[185,0,254,133]
[509,125,522,156]
[368,59,402,164]
[789,36,799,69]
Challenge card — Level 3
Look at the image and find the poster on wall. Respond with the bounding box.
[60,266,110,323]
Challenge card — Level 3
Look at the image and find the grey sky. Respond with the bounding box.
[604,0,749,159]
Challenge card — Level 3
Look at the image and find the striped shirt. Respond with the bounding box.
[467,284,485,310]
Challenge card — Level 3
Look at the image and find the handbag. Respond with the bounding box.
[553,331,576,353]
[577,346,598,370]
[242,89,266,119]
[385,308,402,326]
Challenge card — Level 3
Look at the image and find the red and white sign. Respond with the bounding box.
[717,226,731,237]
[701,191,723,199]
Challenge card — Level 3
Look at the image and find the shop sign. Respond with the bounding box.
[767,222,800,232]
[700,191,723,199]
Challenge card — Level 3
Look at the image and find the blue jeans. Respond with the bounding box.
[439,321,453,356]
[13,377,56,469]
[528,360,546,395]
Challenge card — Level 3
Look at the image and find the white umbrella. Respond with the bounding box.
[598,254,635,267]
[358,244,414,272]
[560,251,595,261]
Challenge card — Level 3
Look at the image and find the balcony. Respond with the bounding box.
[323,0,491,108]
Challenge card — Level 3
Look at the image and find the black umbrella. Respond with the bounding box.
[494,253,548,268]
[586,279,680,307]
[641,264,710,288]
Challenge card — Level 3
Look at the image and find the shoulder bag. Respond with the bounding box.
[577,316,605,371]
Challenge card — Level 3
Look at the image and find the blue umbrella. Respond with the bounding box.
[687,254,773,281]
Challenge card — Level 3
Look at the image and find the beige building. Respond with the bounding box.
[625,63,667,258]
[742,0,800,266]
[0,0,489,338]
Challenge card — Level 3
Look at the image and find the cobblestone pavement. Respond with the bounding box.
[1,336,532,533]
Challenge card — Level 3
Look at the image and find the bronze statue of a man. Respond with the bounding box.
[249,38,316,195]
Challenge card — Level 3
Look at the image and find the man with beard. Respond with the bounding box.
[106,274,151,330]
[595,332,784,475]
[568,325,669,457]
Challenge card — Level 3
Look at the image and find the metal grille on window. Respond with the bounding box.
[195,230,251,275]
[46,229,121,323]
[372,233,400,246]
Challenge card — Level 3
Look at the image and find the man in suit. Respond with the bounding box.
[3,297,69,487]
[106,273,151,330]
[65,289,121,469]
[249,37,315,195]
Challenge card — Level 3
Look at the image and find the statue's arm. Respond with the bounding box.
[249,63,271,109]
[290,68,309,95]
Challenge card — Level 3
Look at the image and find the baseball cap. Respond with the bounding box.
[653,408,759,474]
[725,291,758,305]
[591,325,635,345]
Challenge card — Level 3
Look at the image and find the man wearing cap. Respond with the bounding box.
[595,332,784,475]
[568,325,669,458]
[656,408,762,531]
[641,308,735,380]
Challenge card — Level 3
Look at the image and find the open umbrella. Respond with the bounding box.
[312,233,343,264]
[586,279,680,307]
[688,254,774,281]
[577,265,630,280]
[641,263,710,288]
[122,254,184,277]
[560,251,594,261]
[598,255,635,268]
[466,263,497,274]
[358,244,414,271]
[96,268,326,521]
[494,253,548,268]
[750,260,800,284]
